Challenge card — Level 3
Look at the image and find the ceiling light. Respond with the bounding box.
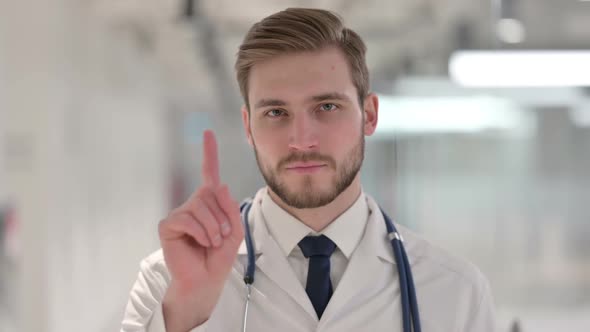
[375,95,534,135]
[449,51,590,87]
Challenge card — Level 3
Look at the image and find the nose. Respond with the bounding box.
[288,112,318,151]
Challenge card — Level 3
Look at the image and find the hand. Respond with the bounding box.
[158,130,244,331]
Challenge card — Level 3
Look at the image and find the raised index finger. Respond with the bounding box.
[202,129,221,188]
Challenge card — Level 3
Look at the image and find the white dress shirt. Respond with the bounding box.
[260,189,368,290]
[121,188,497,332]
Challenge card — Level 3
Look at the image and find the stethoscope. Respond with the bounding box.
[239,199,421,332]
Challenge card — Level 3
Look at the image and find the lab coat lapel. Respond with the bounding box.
[319,199,397,324]
[237,191,318,320]
[256,231,318,320]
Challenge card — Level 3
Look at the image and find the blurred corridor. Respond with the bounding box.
[1,0,589,331]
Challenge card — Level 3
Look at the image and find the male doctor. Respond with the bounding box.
[121,7,496,332]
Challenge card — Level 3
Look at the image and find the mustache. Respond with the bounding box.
[278,152,336,169]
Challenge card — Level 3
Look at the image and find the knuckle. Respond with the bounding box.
[157,214,179,234]
[202,198,227,227]
[198,211,217,234]
[168,209,190,222]
[169,196,224,237]
[157,218,167,233]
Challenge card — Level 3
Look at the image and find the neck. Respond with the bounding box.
[267,175,362,232]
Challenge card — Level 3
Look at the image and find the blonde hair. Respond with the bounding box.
[235,8,369,109]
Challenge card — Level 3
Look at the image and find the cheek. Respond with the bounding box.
[326,115,362,139]
[252,126,287,160]
[252,118,291,143]
[331,121,363,156]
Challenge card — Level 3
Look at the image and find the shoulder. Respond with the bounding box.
[399,225,496,330]
[398,224,491,295]
[364,194,489,292]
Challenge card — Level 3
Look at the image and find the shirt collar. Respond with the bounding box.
[260,188,369,259]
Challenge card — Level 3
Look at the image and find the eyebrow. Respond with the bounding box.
[253,92,352,110]
[310,92,352,103]
[254,98,286,109]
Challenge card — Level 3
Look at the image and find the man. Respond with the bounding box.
[121,8,496,332]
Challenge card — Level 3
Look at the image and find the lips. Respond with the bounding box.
[286,162,326,169]
[284,162,327,174]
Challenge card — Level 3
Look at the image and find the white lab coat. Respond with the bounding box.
[121,189,496,331]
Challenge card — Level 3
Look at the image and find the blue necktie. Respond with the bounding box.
[298,235,336,319]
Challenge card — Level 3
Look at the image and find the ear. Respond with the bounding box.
[241,105,254,146]
[363,93,379,136]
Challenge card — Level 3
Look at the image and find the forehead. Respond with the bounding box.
[248,47,357,105]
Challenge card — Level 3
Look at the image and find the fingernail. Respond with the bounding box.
[221,222,231,236]
[213,234,222,247]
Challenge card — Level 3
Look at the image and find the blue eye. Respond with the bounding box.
[267,109,285,117]
[320,103,337,112]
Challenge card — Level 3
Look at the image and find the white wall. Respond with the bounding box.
[1,1,169,331]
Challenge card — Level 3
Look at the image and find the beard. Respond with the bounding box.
[253,132,364,209]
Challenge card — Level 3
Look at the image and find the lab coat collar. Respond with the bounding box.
[237,188,317,319]
[236,189,399,261]
[364,194,424,266]
[259,187,368,260]
[236,189,421,265]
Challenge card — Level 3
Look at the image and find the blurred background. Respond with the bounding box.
[1,0,589,331]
